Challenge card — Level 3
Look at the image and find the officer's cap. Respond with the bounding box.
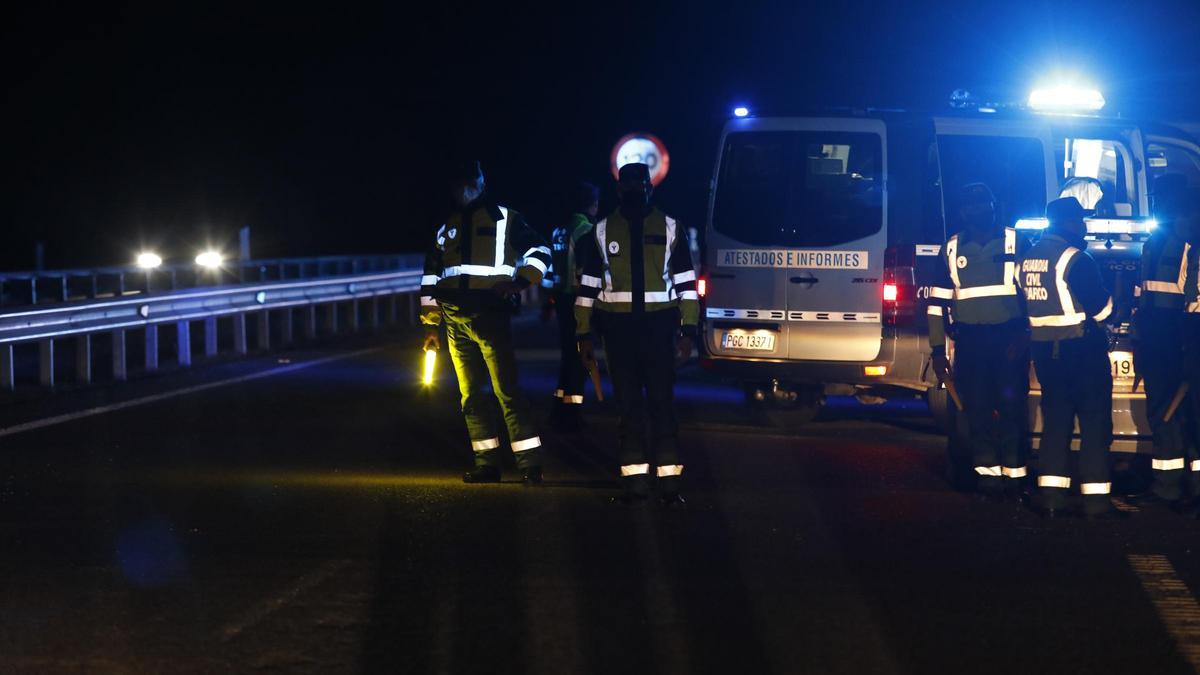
[958,182,995,207]
[1045,196,1087,224]
[618,163,651,183]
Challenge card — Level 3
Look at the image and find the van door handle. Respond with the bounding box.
[789,276,819,285]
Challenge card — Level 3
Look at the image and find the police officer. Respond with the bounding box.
[1132,174,1194,509]
[1018,197,1119,519]
[1179,187,1200,515]
[421,160,553,485]
[544,181,598,431]
[575,163,698,505]
[927,183,1031,499]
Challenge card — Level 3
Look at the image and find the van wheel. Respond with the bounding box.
[926,388,952,433]
[943,399,975,492]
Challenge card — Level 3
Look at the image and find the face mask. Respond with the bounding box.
[618,183,650,209]
[455,184,482,206]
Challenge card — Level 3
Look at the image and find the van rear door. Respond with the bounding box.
[707,118,887,361]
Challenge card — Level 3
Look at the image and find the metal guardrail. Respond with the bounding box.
[0,255,415,308]
[0,255,426,390]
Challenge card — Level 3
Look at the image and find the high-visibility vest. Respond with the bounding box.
[420,201,551,324]
[574,206,699,335]
[1019,233,1113,341]
[931,227,1024,321]
[1138,228,1192,311]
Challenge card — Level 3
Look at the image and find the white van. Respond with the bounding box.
[698,94,1200,473]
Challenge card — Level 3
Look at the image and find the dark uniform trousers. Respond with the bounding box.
[1184,316,1200,495]
[1135,309,1191,500]
[443,303,541,470]
[553,290,587,402]
[599,308,681,470]
[1032,328,1114,513]
[955,320,1029,486]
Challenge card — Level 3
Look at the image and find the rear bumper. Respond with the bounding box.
[1027,388,1152,454]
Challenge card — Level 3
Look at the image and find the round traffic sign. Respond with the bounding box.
[611,133,670,186]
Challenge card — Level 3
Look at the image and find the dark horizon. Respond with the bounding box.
[7,1,1200,270]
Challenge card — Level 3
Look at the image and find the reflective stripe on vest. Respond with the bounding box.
[945,229,1018,299]
[594,210,683,303]
[1027,247,1087,328]
[435,206,515,280]
[1144,241,1191,295]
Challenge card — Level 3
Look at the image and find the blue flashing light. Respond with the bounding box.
[733,106,750,118]
[1028,85,1105,112]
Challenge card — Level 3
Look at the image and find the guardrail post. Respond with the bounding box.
[76,335,92,384]
[232,314,248,355]
[177,321,192,367]
[408,294,418,324]
[145,325,159,371]
[349,300,360,333]
[324,303,338,335]
[204,317,218,357]
[256,311,270,351]
[369,297,380,331]
[39,339,54,387]
[280,308,294,345]
[1,344,14,390]
[304,306,318,340]
[388,295,399,324]
[112,330,127,381]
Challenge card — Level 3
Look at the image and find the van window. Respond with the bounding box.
[937,135,1047,230]
[1146,141,1200,189]
[713,131,883,247]
[1053,135,1139,217]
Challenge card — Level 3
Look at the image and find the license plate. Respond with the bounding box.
[721,330,776,351]
[1110,350,1135,380]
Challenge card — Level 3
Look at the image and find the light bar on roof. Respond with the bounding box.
[1015,217,1157,234]
[1028,85,1106,112]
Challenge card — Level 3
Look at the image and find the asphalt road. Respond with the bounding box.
[2,320,1199,674]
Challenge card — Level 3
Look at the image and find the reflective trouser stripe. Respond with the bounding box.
[976,465,1002,477]
[657,464,684,477]
[511,437,542,453]
[562,395,583,404]
[1193,460,1200,472]
[1039,475,1072,489]
[1153,458,1187,471]
[1002,466,1028,478]
[553,389,564,398]
[1080,482,1112,495]
[472,438,501,452]
[621,463,650,476]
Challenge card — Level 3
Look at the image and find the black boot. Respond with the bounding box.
[463,465,502,484]
[659,475,685,507]
[614,474,650,505]
[522,466,543,487]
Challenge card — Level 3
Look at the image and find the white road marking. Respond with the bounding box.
[0,347,385,440]
[219,559,351,642]
[1127,554,1200,672]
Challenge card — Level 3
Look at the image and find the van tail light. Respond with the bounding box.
[698,277,707,298]
[883,245,916,327]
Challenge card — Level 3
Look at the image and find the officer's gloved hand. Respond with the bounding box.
[675,334,694,367]
[422,329,440,352]
[577,336,597,373]
[931,353,952,384]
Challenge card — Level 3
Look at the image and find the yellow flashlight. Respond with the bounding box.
[422,349,437,386]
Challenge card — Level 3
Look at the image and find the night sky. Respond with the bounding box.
[8,1,1200,270]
